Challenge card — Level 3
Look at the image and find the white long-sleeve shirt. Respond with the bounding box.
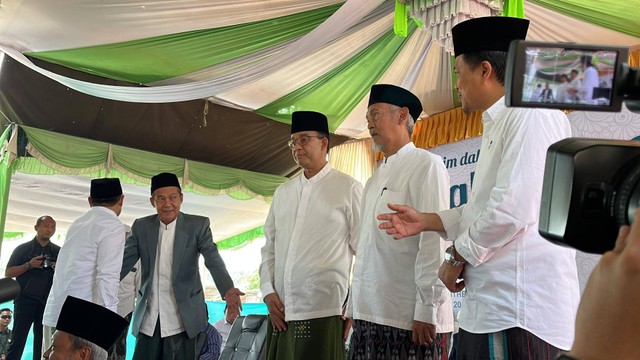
[438,97,580,349]
[260,163,362,321]
[351,143,453,332]
[579,65,599,104]
[117,259,141,317]
[43,206,125,326]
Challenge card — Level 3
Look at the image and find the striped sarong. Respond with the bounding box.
[454,327,561,360]
[349,319,450,360]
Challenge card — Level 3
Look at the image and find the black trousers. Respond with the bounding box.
[6,301,45,360]
[132,319,203,360]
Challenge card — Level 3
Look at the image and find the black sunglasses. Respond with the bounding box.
[0,315,11,320]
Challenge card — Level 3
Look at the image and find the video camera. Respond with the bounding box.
[505,41,640,254]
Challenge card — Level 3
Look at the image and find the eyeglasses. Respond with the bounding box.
[154,194,181,204]
[288,135,324,150]
[0,315,11,320]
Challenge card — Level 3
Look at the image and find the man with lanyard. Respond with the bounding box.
[378,17,580,359]
[5,216,60,360]
[260,111,362,359]
[348,84,453,360]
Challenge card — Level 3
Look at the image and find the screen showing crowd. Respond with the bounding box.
[521,47,618,106]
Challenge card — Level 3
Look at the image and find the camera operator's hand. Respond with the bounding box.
[29,255,44,269]
[568,209,640,360]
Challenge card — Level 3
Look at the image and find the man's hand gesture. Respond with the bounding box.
[224,287,245,319]
[377,204,427,239]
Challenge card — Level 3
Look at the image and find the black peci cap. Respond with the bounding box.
[452,17,529,57]
[368,84,423,120]
[90,178,122,200]
[56,296,128,352]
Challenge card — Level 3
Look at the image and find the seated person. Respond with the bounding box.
[43,296,128,360]
[213,306,237,350]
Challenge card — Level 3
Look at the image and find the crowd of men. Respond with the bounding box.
[1,15,638,360]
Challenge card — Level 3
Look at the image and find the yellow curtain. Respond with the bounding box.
[630,49,639,67]
[329,138,376,185]
[412,107,483,149]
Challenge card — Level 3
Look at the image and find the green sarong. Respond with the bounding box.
[265,315,345,360]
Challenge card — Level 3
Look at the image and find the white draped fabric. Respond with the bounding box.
[0,0,344,52]
[401,0,504,54]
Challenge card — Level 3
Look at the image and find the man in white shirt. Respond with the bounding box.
[260,111,362,360]
[568,69,581,102]
[348,84,453,360]
[579,55,599,104]
[378,17,580,359]
[212,306,236,351]
[121,172,244,360]
[43,178,126,348]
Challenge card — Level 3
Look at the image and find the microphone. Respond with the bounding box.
[0,278,21,304]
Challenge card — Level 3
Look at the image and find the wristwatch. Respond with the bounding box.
[23,262,31,270]
[444,244,466,267]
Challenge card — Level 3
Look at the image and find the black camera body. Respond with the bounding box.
[505,40,640,254]
[42,254,53,268]
[540,138,640,254]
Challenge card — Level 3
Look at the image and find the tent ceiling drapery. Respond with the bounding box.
[0,56,351,178]
[2,1,638,138]
[1,0,640,235]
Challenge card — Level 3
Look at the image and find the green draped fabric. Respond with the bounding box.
[7,126,281,245]
[0,126,13,246]
[529,0,640,38]
[255,23,417,132]
[21,126,286,200]
[2,232,23,239]
[25,3,343,83]
[216,226,264,250]
[393,0,409,37]
[502,0,525,18]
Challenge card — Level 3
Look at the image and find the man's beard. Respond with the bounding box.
[372,140,384,154]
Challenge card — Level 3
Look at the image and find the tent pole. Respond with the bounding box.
[0,152,12,254]
[0,125,15,255]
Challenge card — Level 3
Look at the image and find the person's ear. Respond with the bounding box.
[149,197,155,207]
[321,137,329,152]
[397,107,408,126]
[480,61,492,80]
[76,346,92,359]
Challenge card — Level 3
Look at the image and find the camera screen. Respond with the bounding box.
[505,41,628,112]
[521,47,617,106]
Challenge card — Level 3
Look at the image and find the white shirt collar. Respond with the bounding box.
[483,95,507,125]
[299,162,332,185]
[158,217,177,231]
[383,142,415,165]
